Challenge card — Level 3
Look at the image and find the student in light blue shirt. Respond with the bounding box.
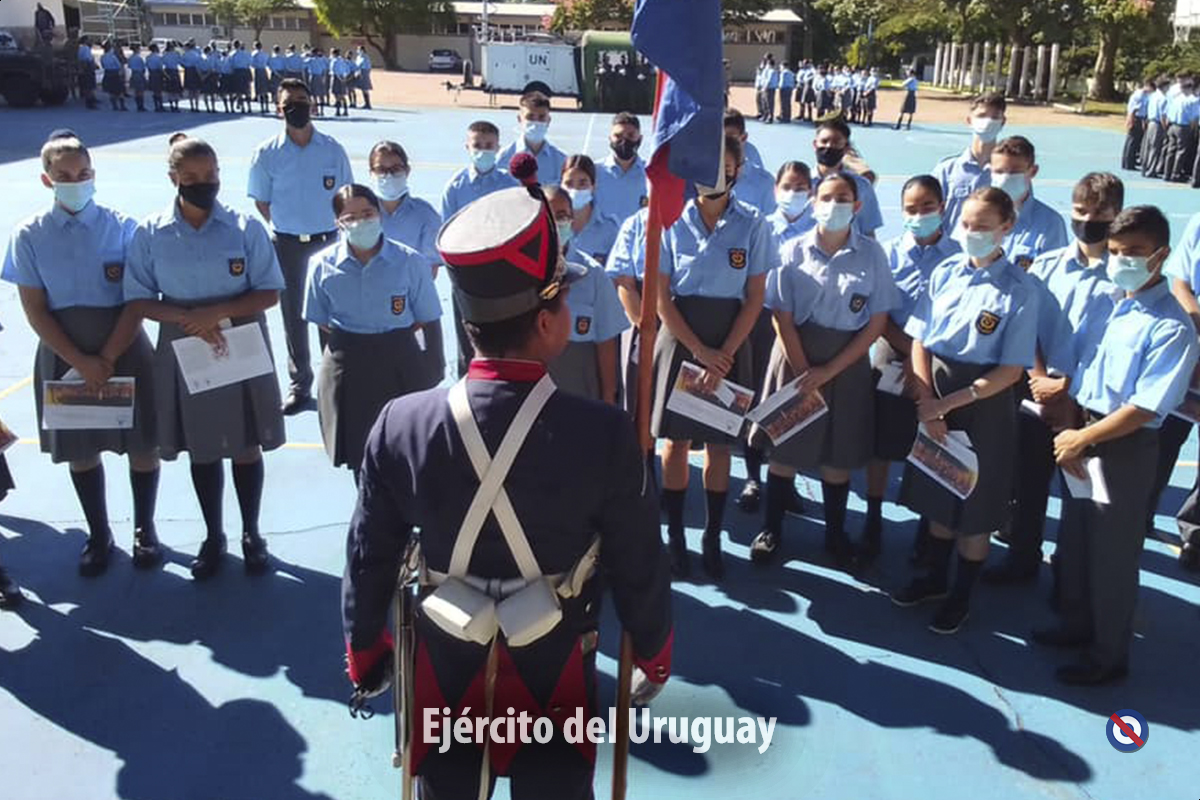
[499,91,567,183]
[353,46,373,109]
[304,185,443,473]
[895,187,1039,634]
[1161,80,1199,182]
[368,141,441,273]
[986,137,1068,268]
[765,161,816,250]
[2,133,160,577]
[162,44,183,107]
[933,92,1007,231]
[146,43,165,111]
[126,137,285,582]
[285,46,304,78]
[230,40,253,112]
[77,37,98,108]
[1141,78,1171,177]
[127,43,147,112]
[181,41,203,110]
[605,206,649,415]
[732,152,777,217]
[778,63,796,123]
[248,77,353,408]
[251,42,271,114]
[595,112,648,222]
[763,61,780,123]
[750,173,898,568]
[724,108,768,186]
[896,70,919,130]
[306,47,329,113]
[656,135,772,582]
[99,43,126,111]
[561,155,621,264]
[812,118,882,237]
[1043,205,1199,685]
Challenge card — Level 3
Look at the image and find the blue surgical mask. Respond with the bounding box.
[814,200,854,232]
[991,171,1029,202]
[904,212,943,239]
[777,189,809,218]
[1107,251,1159,293]
[343,217,383,251]
[556,220,573,248]
[371,172,408,202]
[470,148,497,172]
[522,121,549,144]
[971,117,1004,142]
[566,187,592,211]
[53,179,95,213]
[964,230,1001,260]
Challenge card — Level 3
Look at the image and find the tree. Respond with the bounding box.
[238,0,297,41]
[1085,0,1168,99]
[549,0,632,33]
[722,0,775,26]
[313,0,453,70]
[207,0,240,37]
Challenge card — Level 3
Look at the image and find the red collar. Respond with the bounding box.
[467,358,547,383]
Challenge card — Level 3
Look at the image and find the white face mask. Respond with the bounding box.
[1107,250,1160,293]
[371,172,408,202]
[53,178,95,213]
[814,200,854,232]
[970,117,1004,142]
[963,229,1001,260]
[991,171,1029,202]
[565,187,592,211]
[522,120,549,144]
[777,189,808,218]
[342,217,383,251]
[556,219,573,248]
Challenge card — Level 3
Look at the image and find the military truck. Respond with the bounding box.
[0,30,71,108]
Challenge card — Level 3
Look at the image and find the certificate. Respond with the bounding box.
[665,361,755,437]
[171,322,274,395]
[907,425,978,500]
[746,372,828,446]
[876,361,905,397]
[42,378,135,430]
[1062,457,1111,504]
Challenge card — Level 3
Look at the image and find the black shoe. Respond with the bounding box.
[242,531,270,575]
[980,558,1039,586]
[784,488,805,516]
[667,533,690,579]
[0,568,22,609]
[929,597,969,634]
[79,532,113,577]
[1031,626,1091,649]
[191,534,227,581]
[823,531,854,568]
[891,575,948,607]
[750,529,781,565]
[736,479,761,513]
[132,526,163,570]
[281,391,311,416]
[857,517,882,566]
[1180,541,1200,572]
[701,532,724,580]
[1055,657,1128,686]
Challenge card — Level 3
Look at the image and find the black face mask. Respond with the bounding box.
[283,102,311,129]
[1071,217,1110,245]
[179,182,219,211]
[611,138,641,161]
[700,173,737,199]
[815,146,845,168]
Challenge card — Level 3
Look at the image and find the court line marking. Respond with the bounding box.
[0,376,32,400]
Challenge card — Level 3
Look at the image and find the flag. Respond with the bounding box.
[631,0,725,226]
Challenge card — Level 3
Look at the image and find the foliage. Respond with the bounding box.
[237,0,297,39]
[549,0,632,33]
[313,0,453,69]
[1141,41,1200,82]
[722,0,776,26]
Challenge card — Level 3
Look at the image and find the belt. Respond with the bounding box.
[276,230,336,244]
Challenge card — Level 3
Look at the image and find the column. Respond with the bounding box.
[947,42,958,90]
[933,43,943,86]
[1034,44,1047,100]
[993,42,1004,92]
[1047,42,1060,102]
[1019,45,1033,98]
[970,42,983,91]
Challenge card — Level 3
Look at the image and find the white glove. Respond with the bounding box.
[630,666,665,706]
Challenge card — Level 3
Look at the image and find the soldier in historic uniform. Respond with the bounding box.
[342,184,673,799]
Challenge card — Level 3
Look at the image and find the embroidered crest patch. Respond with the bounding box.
[103,262,123,283]
[976,310,1001,335]
[323,174,336,190]
[391,295,406,315]
[728,248,747,270]
[576,316,592,336]
[849,293,867,313]
[228,257,246,277]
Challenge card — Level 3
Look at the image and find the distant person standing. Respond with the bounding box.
[896,69,918,130]
[248,79,353,414]
[1122,78,1153,171]
[34,2,55,44]
[77,36,98,109]
[1141,77,1170,178]
[127,43,147,112]
[1161,79,1199,183]
[251,41,271,115]
[764,59,780,123]
[353,46,372,109]
[100,41,127,112]
[778,61,796,123]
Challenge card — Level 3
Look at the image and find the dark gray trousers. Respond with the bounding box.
[272,234,329,396]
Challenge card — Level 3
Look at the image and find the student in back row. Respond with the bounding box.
[499,91,566,183]
[934,92,1006,231]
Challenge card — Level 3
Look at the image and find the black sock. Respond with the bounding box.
[190,461,225,539]
[130,468,160,531]
[704,490,727,536]
[821,480,850,543]
[866,496,883,535]
[662,488,686,540]
[70,465,110,540]
[765,472,791,534]
[950,554,984,604]
[743,443,763,485]
[927,536,955,586]
[232,460,264,536]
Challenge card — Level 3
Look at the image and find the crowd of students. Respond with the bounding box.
[753,53,920,130]
[1123,71,1200,184]
[1,84,1197,689]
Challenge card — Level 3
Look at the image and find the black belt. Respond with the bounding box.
[276,230,336,244]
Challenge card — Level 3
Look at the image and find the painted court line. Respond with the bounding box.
[0,375,32,400]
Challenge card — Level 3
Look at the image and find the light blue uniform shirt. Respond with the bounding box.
[605,208,647,281]
[181,48,201,69]
[743,140,763,170]
[498,139,567,186]
[333,57,355,79]
[147,53,163,71]
[126,202,284,303]
[1071,279,1199,428]
[3,202,136,310]
[566,209,621,264]
[356,53,372,73]
[767,204,817,252]
[882,230,960,327]
[248,130,353,235]
[1147,90,1167,121]
[766,69,780,89]
[379,196,441,270]
[163,51,180,70]
[812,170,883,236]
[595,153,647,222]
[1026,272,1075,375]
[440,166,518,221]
[307,56,328,76]
[1031,245,1116,337]
[661,199,775,299]
[780,68,796,89]
[770,229,899,330]
[286,52,304,72]
[1166,210,1200,291]
[565,254,628,343]
[269,53,286,72]
[128,54,145,75]
[733,163,777,217]
[902,77,918,92]
[218,54,233,76]
[933,147,990,232]
[100,52,120,71]
[303,237,440,334]
[252,49,269,69]
[1166,93,1200,125]
[78,43,93,66]
[905,253,1040,368]
[231,49,252,69]
[1127,88,1148,118]
[1004,195,1068,269]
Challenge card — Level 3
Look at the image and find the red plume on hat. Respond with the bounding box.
[508,152,539,188]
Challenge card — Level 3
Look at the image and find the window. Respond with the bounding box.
[296,16,310,31]
[153,12,167,25]
[163,12,179,26]
[457,22,472,35]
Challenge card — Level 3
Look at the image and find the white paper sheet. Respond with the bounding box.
[876,361,905,397]
[1062,457,1111,504]
[1020,399,1046,419]
[746,372,829,445]
[665,361,755,437]
[171,323,274,395]
[906,424,979,500]
[41,378,135,431]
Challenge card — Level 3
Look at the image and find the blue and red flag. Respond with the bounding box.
[631,0,725,227]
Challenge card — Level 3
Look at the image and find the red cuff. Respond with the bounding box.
[467,358,547,383]
[346,630,394,686]
[634,629,673,684]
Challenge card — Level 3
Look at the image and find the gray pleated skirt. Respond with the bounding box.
[255,68,270,96]
[153,307,284,462]
[33,306,157,464]
[651,294,754,446]
[317,325,437,468]
[130,72,146,91]
[751,322,873,471]
[899,355,1015,535]
[356,72,373,91]
[101,69,124,95]
[549,340,601,402]
[871,339,918,462]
